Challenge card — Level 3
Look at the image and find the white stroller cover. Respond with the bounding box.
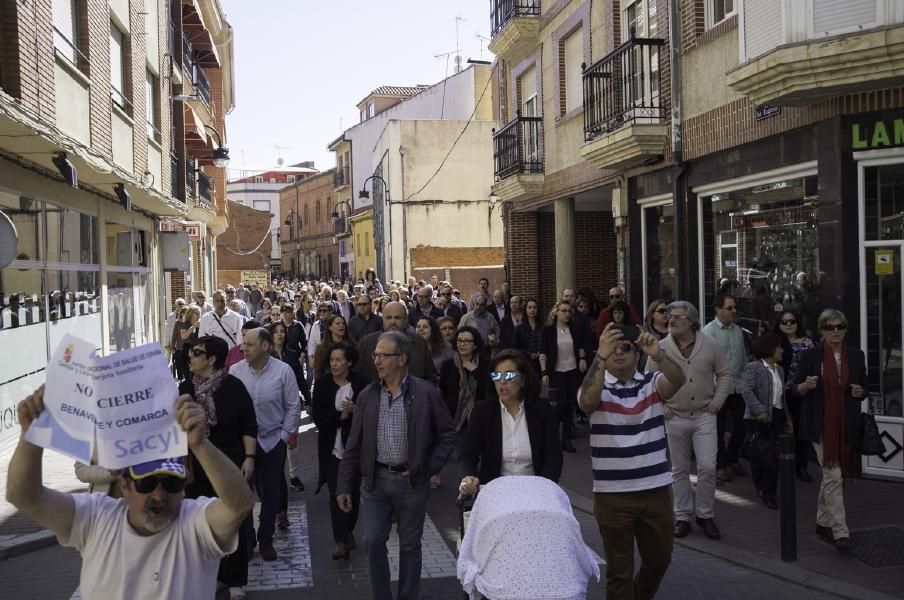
[457,476,601,600]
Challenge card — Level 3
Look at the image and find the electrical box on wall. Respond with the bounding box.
[611,188,628,219]
[159,232,191,272]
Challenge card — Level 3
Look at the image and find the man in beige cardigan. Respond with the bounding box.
[646,301,732,540]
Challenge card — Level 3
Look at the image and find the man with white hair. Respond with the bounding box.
[408,284,443,328]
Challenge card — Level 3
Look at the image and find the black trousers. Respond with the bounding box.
[785,391,811,471]
[550,369,581,441]
[744,407,786,502]
[326,455,359,544]
[717,393,746,468]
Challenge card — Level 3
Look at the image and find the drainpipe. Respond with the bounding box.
[669,0,688,299]
[399,146,409,278]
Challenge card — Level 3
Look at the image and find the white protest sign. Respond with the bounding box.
[25,334,185,469]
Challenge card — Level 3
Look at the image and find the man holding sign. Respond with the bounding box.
[6,386,255,600]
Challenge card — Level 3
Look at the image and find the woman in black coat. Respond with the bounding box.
[539,301,590,453]
[459,349,562,494]
[439,325,491,429]
[791,309,866,553]
[179,335,257,592]
[512,298,543,376]
[310,341,369,560]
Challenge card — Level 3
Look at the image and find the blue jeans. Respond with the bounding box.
[255,440,286,543]
[362,467,430,600]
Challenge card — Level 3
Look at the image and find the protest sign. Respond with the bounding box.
[24,334,185,469]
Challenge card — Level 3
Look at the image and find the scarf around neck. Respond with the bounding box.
[193,368,227,430]
[453,353,478,432]
[821,343,855,477]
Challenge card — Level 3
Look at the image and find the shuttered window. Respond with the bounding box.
[53,0,78,64]
[812,0,878,36]
[520,66,537,114]
[109,22,125,107]
[705,0,736,29]
[743,0,783,60]
[564,29,583,113]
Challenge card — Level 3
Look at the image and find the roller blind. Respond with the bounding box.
[812,0,878,36]
[564,30,583,113]
[109,22,124,97]
[743,0,783,61]
[53,0,77,62]
[520,66,537,107]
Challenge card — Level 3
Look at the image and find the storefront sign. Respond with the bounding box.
[733,207,817,229]
[24,334,184,469]
[241,270,270,287]
[852,118,904,150]
[159,220,202,241]
[755,104,781,121]
[875,250,895,275]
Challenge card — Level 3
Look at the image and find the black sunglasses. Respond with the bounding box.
[190,348,208,357]
[823,324,847,332]
[615,342,637,353]
[131,476,186,494]
[780,319,797,325]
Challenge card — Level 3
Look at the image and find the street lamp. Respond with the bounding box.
[330,199,353,228]
[489,186,500,211]
[358,175,390,204]
[203,125,230,168]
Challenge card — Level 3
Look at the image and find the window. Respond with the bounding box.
[621,0,661,113]
[53,0,85,68]
[563,29,584,114]
[145,70,160,141]
[622,0,658,40]
[286,175,296,183]
[364,232,371,257]
[368,102,375,118]
[360,109,366,122]
[705,0,735,29]
[304,205,309,224]
[268,177,277,183]
[109,21,128,110]
[316,200,321,222]
[252,200,270,212]
[356,233,362,256]
[254,176,264,183]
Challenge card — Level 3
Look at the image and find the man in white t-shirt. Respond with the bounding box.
[6,388,255,600]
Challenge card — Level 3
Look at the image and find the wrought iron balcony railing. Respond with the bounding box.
[492,114,544,180]
[185,157,196,200]
[181,34,192,74]
[582,33,666,142]
[197,170,213,208]
[334,166,350,188]
[194,65,210,107]
[491,0,541,38]
[170,154,180,200]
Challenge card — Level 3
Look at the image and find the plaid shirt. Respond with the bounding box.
[376,375,409,465]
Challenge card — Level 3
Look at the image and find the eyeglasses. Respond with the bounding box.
[609,295,622,300]
[457,338,475,345]
[822,324,847,332]
[654,308,668,314]
[720,305,737,311]
[780,319,797,326]
[490,370,520,382]
[614,342,637,353]
[189,348,208,357]
[356,302,369,307]
[372,352,402,361]
[668,314,689,321]
[131,476,186,494]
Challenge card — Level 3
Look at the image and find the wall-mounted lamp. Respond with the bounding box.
[52,153,78,188]
[114,183,131,211]
[359,174,390,204]
[489,187,500,211]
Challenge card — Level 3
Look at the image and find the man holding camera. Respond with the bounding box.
[646,301,732,541]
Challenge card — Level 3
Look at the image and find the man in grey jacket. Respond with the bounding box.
[337,331,456,600]
[647,301,732,540]
[355,302,440,385]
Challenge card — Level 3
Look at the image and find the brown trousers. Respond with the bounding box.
[594,485,674,600]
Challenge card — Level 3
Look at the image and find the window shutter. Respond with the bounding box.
[53,0,77,60]
[109,23,124,95]
[812,0,879,36]
[564,30,583,113]
[743,0,784,61]
[520,66,537,109]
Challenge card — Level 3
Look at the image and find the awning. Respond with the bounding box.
[182,0,220,68]
[183,104,211,151]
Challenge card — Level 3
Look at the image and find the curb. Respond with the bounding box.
[562,487,900,600]
[0,530,57,561]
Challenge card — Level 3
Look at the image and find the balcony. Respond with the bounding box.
[170,154,180,201]
[488,0,541,61]
[492,115,544,203]
[334,166,350,190]
[193,64,211,107]
[580,34,668,171]
[197,170,213,209]
[727,5,904,106]
[185,157,196,200]
[181,33,192,75]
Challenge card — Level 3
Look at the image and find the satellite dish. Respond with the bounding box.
[276,157,285,166]
[0,210,18,269]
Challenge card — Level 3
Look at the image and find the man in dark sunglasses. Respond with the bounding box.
[592,287,643,336]
[8,388,254,599]
[349,292,384,341]
[578,322,685,600]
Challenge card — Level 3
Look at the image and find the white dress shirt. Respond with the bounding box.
[762,360,784,410]
[197,309,244,347]
[332,382,353,459]
[499,401,535,477]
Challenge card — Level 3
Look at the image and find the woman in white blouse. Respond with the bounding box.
[740,333,794,510]
[310,341,369,560]
[459,350,562,495]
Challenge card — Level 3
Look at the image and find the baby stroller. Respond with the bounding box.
[456,476,600,600]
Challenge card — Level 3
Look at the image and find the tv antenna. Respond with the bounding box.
[434,15,466,74]
[476,34,491,59]
[274,144,292,167]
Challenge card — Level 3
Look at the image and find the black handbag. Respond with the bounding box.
[858,413,885,456]
[741,432,778,464]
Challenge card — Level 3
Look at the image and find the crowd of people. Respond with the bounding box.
[5,270,870,600]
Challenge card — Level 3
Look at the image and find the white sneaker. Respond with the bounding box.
[228,587,248,600]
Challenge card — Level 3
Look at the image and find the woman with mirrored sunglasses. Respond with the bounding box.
[459,350,562,495]
[773,309,815,481]
[791,308,866,553]
[179,335,258,595]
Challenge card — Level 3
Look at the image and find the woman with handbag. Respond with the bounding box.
[792,309,866,553]
[740,334,793,510]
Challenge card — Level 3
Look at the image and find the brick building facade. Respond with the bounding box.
[279,169,340,279]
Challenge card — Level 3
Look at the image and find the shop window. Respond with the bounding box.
[705,0,735,30]
[46,205,98,264]
[0,192,42,262]
[643,203,676,304]
[864,164,904,241]
[703,175,819,336]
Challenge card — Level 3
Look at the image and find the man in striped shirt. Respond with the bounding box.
[578,323,685,600]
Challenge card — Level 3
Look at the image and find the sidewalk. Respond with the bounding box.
[0,445,86,559]
[559,424,904,600]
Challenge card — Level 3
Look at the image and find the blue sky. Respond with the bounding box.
[221,0,494,176]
